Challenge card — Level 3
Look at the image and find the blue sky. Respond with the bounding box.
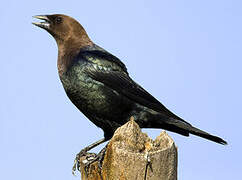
[1,0,241,179]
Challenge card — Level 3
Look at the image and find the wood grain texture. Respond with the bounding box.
[80,119,177,180]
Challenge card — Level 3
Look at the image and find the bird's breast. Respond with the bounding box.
[59,62,133,121]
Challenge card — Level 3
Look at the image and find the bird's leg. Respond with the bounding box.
[97,145,107,169]
[72,138,106,175]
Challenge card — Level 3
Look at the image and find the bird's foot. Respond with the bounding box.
[83,146,107,175]
[144,151,153,180]
[72,146,107,176]
[72,148,96,175]
[97,146,106,169]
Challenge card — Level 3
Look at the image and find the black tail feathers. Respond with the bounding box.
[186,125,227,145]
[153,117,227,145]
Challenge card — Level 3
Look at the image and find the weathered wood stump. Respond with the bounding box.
[79,119,177,180]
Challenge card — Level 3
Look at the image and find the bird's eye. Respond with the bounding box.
[56,17,62,24]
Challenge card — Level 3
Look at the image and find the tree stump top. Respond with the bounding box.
[80,119,177,180]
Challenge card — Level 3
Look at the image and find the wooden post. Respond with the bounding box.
[79,119,177,180]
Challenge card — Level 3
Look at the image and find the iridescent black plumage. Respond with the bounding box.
[58,43,226,144]
[33,14,227,148]
[33,14,227,173]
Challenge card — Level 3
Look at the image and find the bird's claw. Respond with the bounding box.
[83,147,106,175]
[72,146,107,176]
[72,148,94,175]
[83,155,99,175]
[97,146,106,169]
[144,151,153,180]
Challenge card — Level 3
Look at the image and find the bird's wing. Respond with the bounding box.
[85,67,182,120]
[79,48,128,74]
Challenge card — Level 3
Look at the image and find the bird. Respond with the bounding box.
[32,14,227,173]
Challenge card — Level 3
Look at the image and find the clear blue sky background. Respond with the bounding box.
[1,0,241,179]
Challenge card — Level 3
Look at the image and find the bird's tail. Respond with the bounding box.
[185,124,227,145]
[149,115,227,145]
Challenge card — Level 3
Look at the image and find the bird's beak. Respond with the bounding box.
[32,15,50,29]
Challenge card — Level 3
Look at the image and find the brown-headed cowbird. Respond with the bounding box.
[33,14,227,172]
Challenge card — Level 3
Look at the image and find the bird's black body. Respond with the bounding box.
[32,13,227,174]
[59,44,226,144]
[32,14,227,148]
[60,45,135,139]
[32,14,227,174]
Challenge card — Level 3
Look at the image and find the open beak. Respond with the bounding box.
[32,15,50,29]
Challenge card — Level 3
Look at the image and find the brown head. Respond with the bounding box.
[33,14,93,74]
[33,14,93,49]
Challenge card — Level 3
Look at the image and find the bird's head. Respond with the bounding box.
[32,14,92,48]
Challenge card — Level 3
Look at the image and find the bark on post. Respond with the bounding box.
[79,119,177,180]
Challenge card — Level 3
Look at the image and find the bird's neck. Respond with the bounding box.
[57,36,93,76]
